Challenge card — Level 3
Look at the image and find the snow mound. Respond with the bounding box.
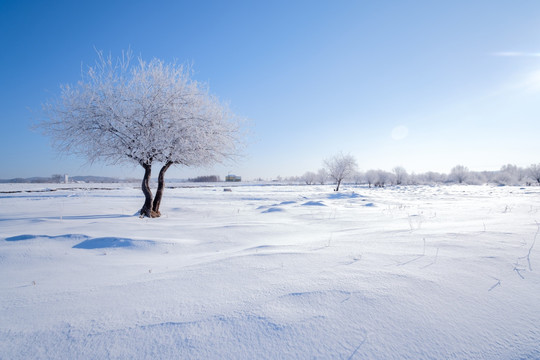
[301,201,326,206]
[327,192,363,200]
[73,237,154,249]
[262,207,285,213]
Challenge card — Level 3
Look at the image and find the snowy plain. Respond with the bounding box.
[1,183,539,359]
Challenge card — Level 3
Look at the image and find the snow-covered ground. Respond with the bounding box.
[1,183,539,359]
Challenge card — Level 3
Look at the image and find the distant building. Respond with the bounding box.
[225,174,241,182]
[64,174,69,184]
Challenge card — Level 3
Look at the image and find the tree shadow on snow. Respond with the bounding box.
[5,234,90,242]
[0,214,134,222]
[4,234,154,251]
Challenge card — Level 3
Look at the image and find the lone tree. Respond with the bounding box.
[316,168,328,185]
[365,169,378,188]
[529,163,540,184]
[450,165,469,184]
[374,170,392,187]
[392,166,408,185]
[40,51,242,217]
[302,171,317,185]
[324,152,358,191]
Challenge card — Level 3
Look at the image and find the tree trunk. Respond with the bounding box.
[335,179,341,191]
[139,163,156,218]
[152,161,173,216]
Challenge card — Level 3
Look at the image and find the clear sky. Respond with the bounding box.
[2,0,540,180]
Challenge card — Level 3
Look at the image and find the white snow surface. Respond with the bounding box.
[1,183,539,359]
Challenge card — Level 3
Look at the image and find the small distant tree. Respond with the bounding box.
[39,50,242,217]
[365,170,377,188]
[324,152,358,191]
[188,175,221,183]
[494,171,511,186]
[516,167,526,182]
[408,172,419,185]
[302,171,317,185]
[494,164,521,185]
[51,174,63,183]
[420,171,446,184]
[316,168,328,185]
[392,166,408,185]
[500,164,518,177]
[467,171,486,185]
[529,164,540,184]
[374,170,392,187]
[450,165,469,184]
[290,175,302,183]
[351,171,364,185]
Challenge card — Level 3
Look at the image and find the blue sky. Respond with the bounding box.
[1,0,540,180]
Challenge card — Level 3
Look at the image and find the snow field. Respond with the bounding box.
[1,184,539,359]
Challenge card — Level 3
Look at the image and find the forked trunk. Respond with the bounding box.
[139,163,157,218]
[152,161,173,216]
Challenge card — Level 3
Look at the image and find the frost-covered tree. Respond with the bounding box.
[351,171,364,185]
[302,171,317,185]
[407,172,419,185]
[374,170,392,187]
[515,166,526,183]
[316,168,328,185]
[467,171,486,185]
[421,171,447,185]
[528,164,540,184]
[493,164,522,185]
[365,169,378,188]
[450,165,469,184]
[40,50,241,217]
[51,174,63,183]
[324,152,357,191]
[392,166,408,185]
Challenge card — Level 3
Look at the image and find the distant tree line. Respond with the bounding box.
[0,177,57,184]
[293,153,540,189]
[188,175,221,182]
[0,175,137,184]
[0,174,65,184]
